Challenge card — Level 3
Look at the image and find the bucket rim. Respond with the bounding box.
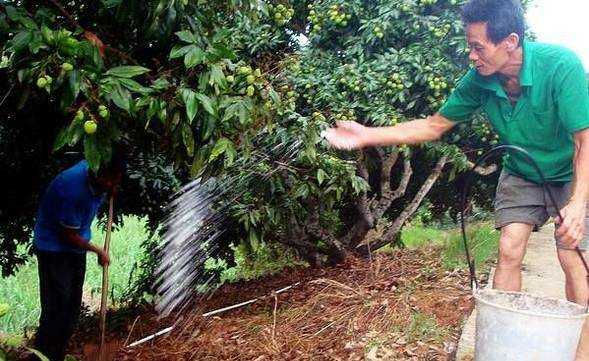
[474,289,589,320]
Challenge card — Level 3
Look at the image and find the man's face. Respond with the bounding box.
[96,172,122,195]
[465,22,511,76]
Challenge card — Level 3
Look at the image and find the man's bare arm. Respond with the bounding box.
[61,228,110,265]
[324,113,456,149]
[556,128,589,247]
[366,113,456,146]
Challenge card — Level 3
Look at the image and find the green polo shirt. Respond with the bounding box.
[439,40,589,183]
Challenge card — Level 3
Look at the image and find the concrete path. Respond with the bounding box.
[455,225,567,361]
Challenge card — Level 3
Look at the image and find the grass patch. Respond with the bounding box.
[405,311,450,343]
[0,216,147,335]
[382,221,500,271]
[440,222,499,270]
[1,217,304,336]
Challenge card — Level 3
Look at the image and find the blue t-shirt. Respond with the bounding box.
[34,161,104,253]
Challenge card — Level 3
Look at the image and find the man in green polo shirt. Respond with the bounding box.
[324,0,589,358]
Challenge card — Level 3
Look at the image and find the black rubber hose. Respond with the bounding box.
[460,145,589,292]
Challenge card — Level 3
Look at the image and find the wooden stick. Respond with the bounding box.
[99,196,114,361]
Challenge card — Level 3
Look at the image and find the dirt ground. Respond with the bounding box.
[69,246,476,361]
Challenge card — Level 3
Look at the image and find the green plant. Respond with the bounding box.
[405,311,449,343]
[0,0,526,299]
[0,216,147,334]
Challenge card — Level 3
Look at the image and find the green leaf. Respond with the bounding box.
[175,30,196,43]
[5,6,20,21]
[119,78,152,94]
[191,150,207,177]
[294,184,309,199]
[181,122,195,157]
[201,115,216,141]
[209,43,236,60]
[196,93,216,116]
[53,127,70,152]
[29,33,47,53]
[209,64,226,88]
[236,100,252,125]
[169,44,194,59]
[9,31,32,53]
[223,140,237,167]
[268,88,280,104]
[69,70,81,100]
[147,99,159,121]
[109,84,131,111]
[180,88,198,123]
[19,15,38,30]
[248,230,259,250]
[222,102,239,123]
[184,46,206,69]
[317,169,327,185]
[152,77,171,91]
[27,348,50,361]
[209,137,232,161]
[106,65,150,78]
[84,136,101,173]
[101,0,123,8]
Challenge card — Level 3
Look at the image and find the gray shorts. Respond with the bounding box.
[494,170,589,250]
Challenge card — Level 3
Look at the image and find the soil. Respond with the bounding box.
[67,246,476,361]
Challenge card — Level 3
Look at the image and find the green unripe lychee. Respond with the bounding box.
[61,62,74,72]
[75,109,85,121]
[239,66,252,75]
[36,77,48,88]
[84,120,97,134]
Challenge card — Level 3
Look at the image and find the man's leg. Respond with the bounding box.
[558,249,589,361]
[62,253,86,353]
[493,171,546,291]
[34,252,76,361]
[558,249,589,304]
[35,252,63,361]
[493,223,533,291]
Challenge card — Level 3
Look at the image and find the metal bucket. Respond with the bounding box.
[474,289,589,361]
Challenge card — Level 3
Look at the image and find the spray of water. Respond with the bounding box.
[154,129,309,319]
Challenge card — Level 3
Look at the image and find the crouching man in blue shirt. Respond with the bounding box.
[32,156,124,361]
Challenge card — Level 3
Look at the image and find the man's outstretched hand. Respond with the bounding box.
[323,121,371,150]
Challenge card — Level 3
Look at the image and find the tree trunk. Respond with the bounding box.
[357,155,448,253]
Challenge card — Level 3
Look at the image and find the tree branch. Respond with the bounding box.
[359,155,448,253]
[44,0,144,65]
[379,148,399,195]
[466,160,498,176]
[374,155,412,218]
[46,0,81,29]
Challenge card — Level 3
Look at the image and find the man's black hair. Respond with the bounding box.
[96,149,126,179]
[462,0,526,46]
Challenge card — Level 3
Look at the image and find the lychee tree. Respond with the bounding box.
[0,0,534,284]
[247,0,505,259]
[0,0,358,278]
